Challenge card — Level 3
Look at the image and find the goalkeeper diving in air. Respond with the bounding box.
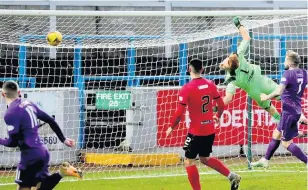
[219,17,307,126]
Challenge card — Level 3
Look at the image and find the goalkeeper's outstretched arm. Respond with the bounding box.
[238,25,250,41]
[223,81,236,105]
[223,92,233,105]
[233,17,250,41]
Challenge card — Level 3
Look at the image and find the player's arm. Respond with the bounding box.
[169,104,186,130]
[34,105,66,143]
[261,84,285,101]
[223,81,236,105]
[212,83,225,122]
[0,116,20,147]
[233,17,251,56]
[214,96,225,117]
[261,73,287,101]
[166,86,188,136]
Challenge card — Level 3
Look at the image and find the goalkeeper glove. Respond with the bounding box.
[233,16,243,29]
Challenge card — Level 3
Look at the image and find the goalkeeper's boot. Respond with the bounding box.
[59,162,83,179]
[250,157,269,168]
[229,173,241,190]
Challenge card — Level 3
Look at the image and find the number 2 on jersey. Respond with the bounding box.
[202,95,210,113]
[297,78,303,94]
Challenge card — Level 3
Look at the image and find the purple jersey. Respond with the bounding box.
[280,68,307,115]
[0,98,66,150]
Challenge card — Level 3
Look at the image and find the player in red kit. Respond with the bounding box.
[166,59,241,190]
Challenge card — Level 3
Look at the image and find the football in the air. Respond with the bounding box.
[46,31,63,46]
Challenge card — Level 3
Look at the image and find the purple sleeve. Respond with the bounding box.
[0,114,20,147]
[280,71,289,86]
[34,104,66,143]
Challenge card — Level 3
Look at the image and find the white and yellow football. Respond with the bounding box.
[46,31,63,46]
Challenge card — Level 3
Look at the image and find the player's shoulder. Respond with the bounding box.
[181,82,190,91]
[202,78,217,88]
[301,68,308,76]
[4,109,15,121]
[18,99,38,110]
[5,100,23,121]
[6,99,22,113]
[282,69,292,77]
[189,78,217,90]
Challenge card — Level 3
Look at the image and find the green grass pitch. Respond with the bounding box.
[0,157,307,190]
[0,171,306,190]
[0,161,307,190]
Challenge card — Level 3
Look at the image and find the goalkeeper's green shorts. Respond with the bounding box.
[246,75,279,109]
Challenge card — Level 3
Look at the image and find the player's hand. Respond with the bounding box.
[64,138,75,147]
[213,116,220,127]
[233,16,243,29]
[166,127,173,137]
[260,93,269,101]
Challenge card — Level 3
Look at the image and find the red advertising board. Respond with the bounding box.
[157,88,308,147]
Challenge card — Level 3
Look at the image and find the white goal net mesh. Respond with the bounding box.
[0,11,307,184]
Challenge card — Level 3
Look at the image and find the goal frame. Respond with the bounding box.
[0,9,306,173]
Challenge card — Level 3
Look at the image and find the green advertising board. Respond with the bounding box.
[96,91,131,110]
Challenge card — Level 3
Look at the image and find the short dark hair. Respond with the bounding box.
[2,80,19,99]
[189,59,203,73]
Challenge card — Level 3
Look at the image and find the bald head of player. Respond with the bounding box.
[189,59,204,78]
[284,50,301,70]
[2,80,20,104]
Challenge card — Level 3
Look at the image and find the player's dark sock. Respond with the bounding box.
[185,165,201,190]
[204,157,230,177]
[264,138,281,160]
[287,143,307,164]
[38,172,62,190]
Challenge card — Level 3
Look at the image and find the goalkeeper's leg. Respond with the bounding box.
[258,76,281,122]
[247,76,281,122]
[248,94,281,123]
[259,76,307,126]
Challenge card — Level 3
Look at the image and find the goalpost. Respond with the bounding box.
[0,9,307,184]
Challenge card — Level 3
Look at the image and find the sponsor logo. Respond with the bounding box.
[201,120,212,124]
[220,109,275,127]
[198,85,208,90]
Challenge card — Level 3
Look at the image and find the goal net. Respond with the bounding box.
[0,9,307,184]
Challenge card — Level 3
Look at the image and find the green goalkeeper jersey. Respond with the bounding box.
[225,39,261,94]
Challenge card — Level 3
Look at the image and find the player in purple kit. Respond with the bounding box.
[0,81,82,190]
[251,50,307,168]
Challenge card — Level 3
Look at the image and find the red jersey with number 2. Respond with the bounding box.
[178,78,221,136]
